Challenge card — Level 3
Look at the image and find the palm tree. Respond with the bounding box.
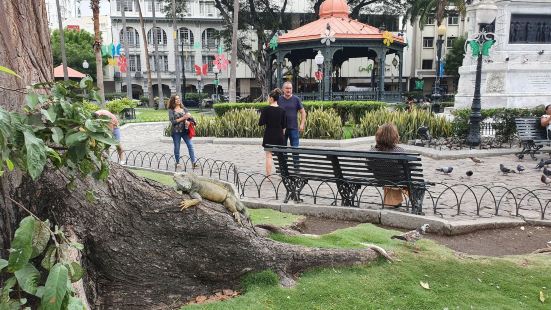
[403,0,466,28]
[91,0,105,104]
[136,0,154,107]
[229,0,239,103]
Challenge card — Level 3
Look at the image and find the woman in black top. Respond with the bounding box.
[259,88,286,175]
[168,95,198,168]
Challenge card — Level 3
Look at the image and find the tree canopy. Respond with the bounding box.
[51,29,104,80]
[444,36,466,78]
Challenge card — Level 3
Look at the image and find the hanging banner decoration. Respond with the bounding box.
[118,56,127,73]
[101,45,112,57]
[194,64,208,76]
[217,45,224,54]
[213,54,229,71]
[320,23,336,46]
[194,41,202,50]
[383,31,394,47]
[314,70,324,81]
[269,35,279,50]
[107,58,117,66]
[415,79,424,90]
[111,43,122,57]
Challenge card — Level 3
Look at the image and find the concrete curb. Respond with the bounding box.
[241,198,549,235]
[158,136,376,147]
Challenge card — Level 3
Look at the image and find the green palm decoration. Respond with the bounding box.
[269,35,278,50]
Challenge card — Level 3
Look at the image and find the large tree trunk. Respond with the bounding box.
[20,165,382,308]
[92,0,105,104]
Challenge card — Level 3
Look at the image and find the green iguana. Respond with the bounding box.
[173,172,248,225]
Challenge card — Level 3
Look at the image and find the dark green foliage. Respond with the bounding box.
[51,29,106,81]
[104,92,127,101]
[444,36,466,78]
[452,107,545,141]
[184,93,209,102]
[213,101,387,122]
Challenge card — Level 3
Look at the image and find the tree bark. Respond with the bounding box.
[18,165,383,308]
[92,0,106,105]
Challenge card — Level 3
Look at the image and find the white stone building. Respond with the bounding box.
[45,0,80,29]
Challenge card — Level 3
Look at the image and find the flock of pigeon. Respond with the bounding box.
[434,156,551,185]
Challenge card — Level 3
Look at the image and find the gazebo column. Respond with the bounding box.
[322,48,333,101]
[375,48,388,101]
[398,51,404,97]
[276,52,284,88]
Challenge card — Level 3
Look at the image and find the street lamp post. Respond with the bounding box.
[197,75,202,94]
[314,50,324,101]
[466,0,498,147]
[82,60,90,96]
[213,66,220,103]
[432,24,447,114]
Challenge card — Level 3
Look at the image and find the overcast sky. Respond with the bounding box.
[78,0,111,17]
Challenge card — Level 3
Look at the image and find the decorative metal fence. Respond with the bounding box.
[111,150,551,220]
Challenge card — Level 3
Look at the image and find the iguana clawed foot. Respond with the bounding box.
[233,212,242,226]
[180,199,198,211]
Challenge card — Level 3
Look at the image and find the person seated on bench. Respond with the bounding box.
[541,104,551,139]
[371,123,407,208]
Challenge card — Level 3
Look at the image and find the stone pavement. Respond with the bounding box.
[120,123,551,222]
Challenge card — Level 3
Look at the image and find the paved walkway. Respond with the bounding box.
[120,123,551,221]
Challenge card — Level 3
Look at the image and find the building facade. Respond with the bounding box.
[45,0,79,29]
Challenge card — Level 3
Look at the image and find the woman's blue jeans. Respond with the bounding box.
[172,131,196,164]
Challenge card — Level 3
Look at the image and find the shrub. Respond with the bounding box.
[354,109,453,142]
[213,100,386,123]
[139,96,150,106]
[452,106,544,141]
[106,97,138,114]
[303,108,343,140]
[195,109,263,138]
[82,100,100,114]
[185,93,209,102]
[104,92,126,101]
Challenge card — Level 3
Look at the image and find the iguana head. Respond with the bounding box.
[173,172,193,192]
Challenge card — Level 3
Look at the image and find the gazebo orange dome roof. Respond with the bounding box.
[278,0,404,44]
[319,0,349,18]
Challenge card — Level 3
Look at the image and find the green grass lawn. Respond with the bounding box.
[130,169,175,186]
[129,169,551,309]
[131,108,215,123]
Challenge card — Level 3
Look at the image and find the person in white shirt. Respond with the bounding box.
[540,104,551,139]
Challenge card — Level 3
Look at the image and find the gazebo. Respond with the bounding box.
[270,0,406,102]
[53,65,86,80]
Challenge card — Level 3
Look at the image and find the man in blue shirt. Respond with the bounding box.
[278,81,307,146]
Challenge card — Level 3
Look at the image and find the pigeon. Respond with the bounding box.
[466,170,473,177]
[516,165,525,173]
[391,224,429,248]
[500,164,516,174]
[544,167,551,177]
[542,175,551,185]
[535,159,551,169]
[517,153,524,160]
[436,167,453,174]
[469,157,483,165]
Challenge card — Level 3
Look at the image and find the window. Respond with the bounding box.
[448,14,459,25]
[178,27,194,47]
[425,16,435,25]
[128,55,141,72]
[446,36,456,47]
[149,55,169,71]
[116,0,134,12]
[202,55,215,72]
[120,27,139,47]
[199,1,215,16]
[423,37,434,48]
[202,28,219,49]
[147,27,168,46]
[146,0,162,12]
[180,54,196,72]
[422,59,433,69]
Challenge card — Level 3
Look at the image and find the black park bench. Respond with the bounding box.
[264,145,432,215]
[514,118,551,160]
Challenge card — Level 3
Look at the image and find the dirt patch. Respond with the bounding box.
[298,217,551,256]
[426,226,551,256]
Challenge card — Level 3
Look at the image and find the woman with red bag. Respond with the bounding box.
[168,95,198,168]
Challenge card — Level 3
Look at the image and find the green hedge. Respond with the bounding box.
[106,97,139,114]
[213,100,386,123]
[452,106,544,141]
[104,92,126,101]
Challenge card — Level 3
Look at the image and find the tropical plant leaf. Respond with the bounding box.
[51,127,64,144]
[89,132,118,146]
[67,262,84,283]
[41,263,69,310]
[23,130,47,180]
[41,245,57,271]
[0,259,8,272]
[31,219,50,258]
[84,119,105,133]
[65,132,88,147]
[25,93,39,110]
[65,296,85,310]
[41,106,57,123]
[0,65,21,78]
[5,159,14,171]
[1,276,17,303]
[8,216,35,272]
[14,263,40,295]
[420,281,430,290]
